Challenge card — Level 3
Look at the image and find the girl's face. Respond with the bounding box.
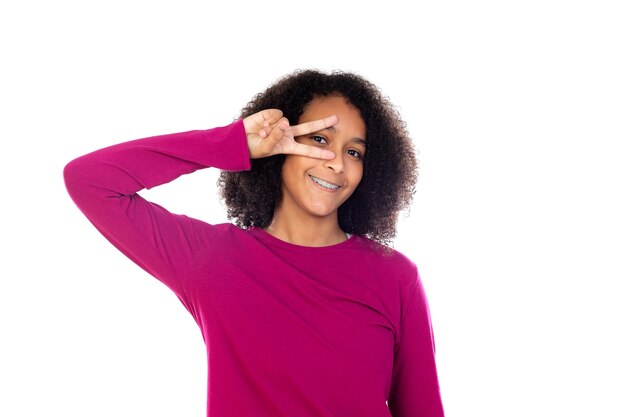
[279,95,367,221]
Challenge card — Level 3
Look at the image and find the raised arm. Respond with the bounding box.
[63,121,252,296]
[63,111,340,298]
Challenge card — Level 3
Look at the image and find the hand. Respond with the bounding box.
[243,109,338,160]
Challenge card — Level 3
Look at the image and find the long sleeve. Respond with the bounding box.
[63,120,251,299]
[64,119,446,417]
[388,271,445,417]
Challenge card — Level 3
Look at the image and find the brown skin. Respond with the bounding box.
[248,96,366,247]
[219,69,418,249]
[244,108,337,161]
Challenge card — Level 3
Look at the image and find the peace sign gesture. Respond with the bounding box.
[244,109,338,160]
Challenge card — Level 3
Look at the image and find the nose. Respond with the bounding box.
[323,149,344,173]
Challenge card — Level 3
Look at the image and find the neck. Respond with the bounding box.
[265,206,348,247]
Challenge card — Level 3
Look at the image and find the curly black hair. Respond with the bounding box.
[218,69,418,247]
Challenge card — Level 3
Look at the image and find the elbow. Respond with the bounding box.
[63,157,83,197]
[63,154,97,204]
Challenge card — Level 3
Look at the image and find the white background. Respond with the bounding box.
[1,1,624,416]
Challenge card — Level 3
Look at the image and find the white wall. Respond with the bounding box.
[1,1,624,416]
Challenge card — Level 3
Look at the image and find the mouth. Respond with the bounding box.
[309,175,341,191]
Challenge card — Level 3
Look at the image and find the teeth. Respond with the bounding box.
[310,175,339,190]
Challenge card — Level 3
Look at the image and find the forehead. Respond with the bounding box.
[301,95,355,115]
[298,95,366,136]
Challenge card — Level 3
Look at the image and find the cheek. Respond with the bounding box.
[281,155,311,187]
[281,155,300,178]
[351,164,364,186]
[282,155,307,175]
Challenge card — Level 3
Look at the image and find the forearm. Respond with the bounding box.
[64,120,250,201]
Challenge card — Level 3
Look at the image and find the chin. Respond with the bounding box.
[306,204,339,219]
[309,209,337,219]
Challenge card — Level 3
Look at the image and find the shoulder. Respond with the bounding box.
[204,222,252,247]
[183,221,249,260]
[348,235,421,290]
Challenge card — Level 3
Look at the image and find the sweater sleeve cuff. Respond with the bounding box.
[232,119,252,171]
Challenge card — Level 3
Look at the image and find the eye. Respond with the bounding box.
[347,149,363,160]
[311,135,328,144]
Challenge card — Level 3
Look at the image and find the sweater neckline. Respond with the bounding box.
[249,227,357,251]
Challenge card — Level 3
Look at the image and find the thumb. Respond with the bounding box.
[261,119,290,153]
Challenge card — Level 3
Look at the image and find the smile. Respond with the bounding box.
[309,175,341,190]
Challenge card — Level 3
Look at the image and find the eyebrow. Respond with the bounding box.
[319,127,367,147]
[351,138,367,147]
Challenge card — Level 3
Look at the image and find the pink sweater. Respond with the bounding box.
[64,120,444,417]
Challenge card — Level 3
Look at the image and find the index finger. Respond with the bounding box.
[290,115,338,137]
